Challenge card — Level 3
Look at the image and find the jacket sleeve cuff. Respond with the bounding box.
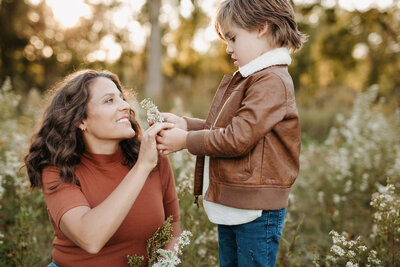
[183,117,205,131]
[186,130,207,155]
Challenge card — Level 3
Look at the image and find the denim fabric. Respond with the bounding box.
[47,262,59,267]
[218,208,286,267]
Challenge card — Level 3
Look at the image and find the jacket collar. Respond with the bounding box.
[239,47,291,78]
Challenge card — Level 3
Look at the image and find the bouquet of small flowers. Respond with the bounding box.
[127,216,192,267]
[140,98,166,123]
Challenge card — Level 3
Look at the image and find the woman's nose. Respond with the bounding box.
[118,98,131,111]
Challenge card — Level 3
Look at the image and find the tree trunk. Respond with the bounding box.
[145,0,163,102]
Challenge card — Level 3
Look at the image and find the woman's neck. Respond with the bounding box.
[84,139,120,154]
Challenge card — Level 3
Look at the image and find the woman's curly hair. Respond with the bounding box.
[24,69,142,189]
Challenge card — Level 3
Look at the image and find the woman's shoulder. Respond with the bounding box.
[152,154,170,173]
[155,155,173,180]
[43,165,60,174]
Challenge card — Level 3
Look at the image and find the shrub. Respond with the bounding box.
[279,85,400,265]
[0,78,53,266]
[316,180,399,266]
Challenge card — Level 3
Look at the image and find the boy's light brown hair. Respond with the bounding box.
[214,0,307,51]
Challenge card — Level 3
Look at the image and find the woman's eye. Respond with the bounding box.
[230,37,235,42]
[105,98,113,103]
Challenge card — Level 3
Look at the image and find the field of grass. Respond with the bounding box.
[0,81,399,266]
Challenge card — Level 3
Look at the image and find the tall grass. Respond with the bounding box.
[0,80,399,266]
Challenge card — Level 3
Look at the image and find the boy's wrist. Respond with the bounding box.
[180,130,188,150]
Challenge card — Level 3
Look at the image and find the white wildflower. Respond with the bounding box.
[358,245,367,252]
[346,261,358,267]
[331,245,345,256]
[153,249,181,267]
[326,255,337,263]
[333,194,341,204]
[140,98,166,123]
[152,230,192,267]
[318,191,324,204]
[344,180,352,193]
[347,250,356,258]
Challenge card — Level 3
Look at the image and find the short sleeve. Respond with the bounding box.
[159,155,181,236]
[42,166,90,228]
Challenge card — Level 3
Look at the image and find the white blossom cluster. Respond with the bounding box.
[325,230,381,266]
[170,150,195,194]
[370,182,400,236]
[320,181,400,266]
[325,85,400,187]
[153,231,192,267]
[139,98,166,123]
[299,85,400,212]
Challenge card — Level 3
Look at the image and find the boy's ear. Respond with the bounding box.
[258,23,269,38]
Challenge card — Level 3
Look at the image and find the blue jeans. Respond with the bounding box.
[218,209,286,267]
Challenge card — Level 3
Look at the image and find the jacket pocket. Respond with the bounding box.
[262,135,298,186]
[212,154,251,183]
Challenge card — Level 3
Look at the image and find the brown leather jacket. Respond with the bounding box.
[184,65,300,210]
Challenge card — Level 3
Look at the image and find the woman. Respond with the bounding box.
[24,69,180,267]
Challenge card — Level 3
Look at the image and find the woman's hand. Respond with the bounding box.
[159,112,188,130]
[137,122,174,170]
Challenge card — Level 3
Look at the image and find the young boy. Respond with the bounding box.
[156,0,306,266]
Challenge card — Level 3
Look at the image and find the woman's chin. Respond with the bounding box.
[124,130,136,139]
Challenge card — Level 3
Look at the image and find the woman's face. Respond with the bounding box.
[80,77,135,149]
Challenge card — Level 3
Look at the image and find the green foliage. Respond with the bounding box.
[146,216,173,266]
[126,254,144,267]
[316,179,400,266]
[126,215,192,267]
[1,66,400,266]
[0,78,53,266]
[169,150,219,266]
[1,0,399,113]
[126,215,174,267]
[278,86,400,265]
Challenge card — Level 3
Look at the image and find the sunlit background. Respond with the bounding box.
[33,0,400,63]
[1,0,400,266]
[0,0,397,117]
[31,0,221,62]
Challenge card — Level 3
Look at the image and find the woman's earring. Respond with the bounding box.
[80,126,86,132]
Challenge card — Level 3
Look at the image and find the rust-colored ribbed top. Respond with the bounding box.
[42,147,180,267]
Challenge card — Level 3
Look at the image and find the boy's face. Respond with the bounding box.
[223,24,272,67]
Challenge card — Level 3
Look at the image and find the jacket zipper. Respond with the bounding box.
[198,73,238,206]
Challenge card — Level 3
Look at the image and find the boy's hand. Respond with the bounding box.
[159,112,188,130]
[156,127,188,154]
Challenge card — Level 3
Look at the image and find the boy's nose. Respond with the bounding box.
[226,44,233,54]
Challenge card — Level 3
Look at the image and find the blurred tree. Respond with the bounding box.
[0,0,399,111]
[145,0,163,101]
[0,0,126,93]
[0,0,40,91]
[291,1,400,108]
